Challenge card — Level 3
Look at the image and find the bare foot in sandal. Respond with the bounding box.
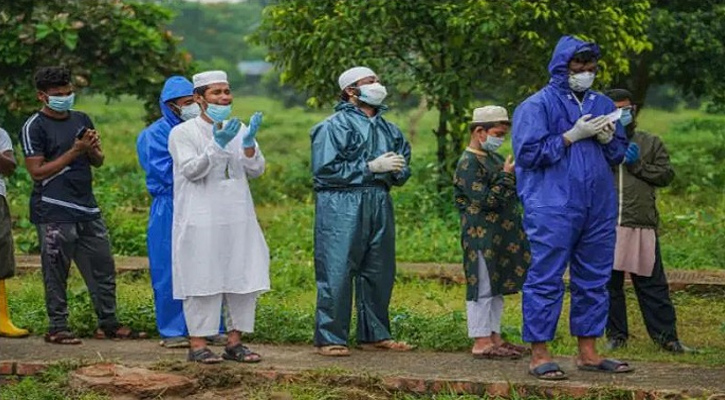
[45,331,82,345]
[316,345,350,357]
[94,326,148,340]
[187,347,223,364]
[473,345,522,360]
[529,342,567,380]
[358,340,415,352]
[223,343,262,363]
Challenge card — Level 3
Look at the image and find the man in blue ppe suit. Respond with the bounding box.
[311,67,413,357]
[137,76,224,348]
[512,36,632,380]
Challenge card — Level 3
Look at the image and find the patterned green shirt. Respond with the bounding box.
[454,147,530,300]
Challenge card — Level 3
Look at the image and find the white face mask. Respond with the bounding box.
[357,83,388,106]
[481,135,504,152]
[179,103,201,121]
[568,71,595,92]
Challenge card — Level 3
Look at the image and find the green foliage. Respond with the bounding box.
[0,0,191,134]
[161,0,268,62]
[7,269,725,366]
[615,1,725,110]
[6,95,724,268]
[253,0,651,181]
[665,118,725,194]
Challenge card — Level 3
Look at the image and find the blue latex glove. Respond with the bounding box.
[213,118,241,149]
[242,112,263,148]
[624,142,640,164]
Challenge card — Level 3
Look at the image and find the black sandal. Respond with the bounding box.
[187,347,223,364]
[44,331,82,345]
[529,362,568,381]
[94,326,148,340]
[222,343,262,363]
[577,358,634,374]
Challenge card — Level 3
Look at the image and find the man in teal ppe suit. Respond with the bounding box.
[311,67,413,356]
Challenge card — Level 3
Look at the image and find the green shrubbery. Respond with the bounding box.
[4,96,724,268]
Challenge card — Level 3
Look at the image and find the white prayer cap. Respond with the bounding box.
[193,70,228,89]
[338,67,376,90]
[472,105,510,124]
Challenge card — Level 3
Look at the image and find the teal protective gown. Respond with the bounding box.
[311,101,411,347]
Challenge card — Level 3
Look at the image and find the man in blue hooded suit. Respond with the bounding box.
[512,36,632,379]
[137,76,223,348]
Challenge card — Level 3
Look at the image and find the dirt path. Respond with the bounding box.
[2,337,724,397]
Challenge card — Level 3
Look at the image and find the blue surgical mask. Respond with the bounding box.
[46,93,75,112]
[620,108,633,127]
[179,103,201,121]
[204,102,232,122]
[481,135,504,152]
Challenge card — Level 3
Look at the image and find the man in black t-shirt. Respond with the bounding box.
[19,66,145,344]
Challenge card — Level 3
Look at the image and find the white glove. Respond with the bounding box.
[596,121,615,144]
[368,152,406,173]
[563,114,609,143]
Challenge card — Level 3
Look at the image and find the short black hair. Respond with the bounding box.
[194,85,209,97]
[570,50,598,65]
[605,88,634,103]
[34,67,71,92]
[469,121,510,133]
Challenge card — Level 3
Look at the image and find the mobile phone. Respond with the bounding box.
[76,126,88,139]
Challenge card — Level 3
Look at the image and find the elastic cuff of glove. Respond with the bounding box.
[562,131,576,143]
[242,139,257,149]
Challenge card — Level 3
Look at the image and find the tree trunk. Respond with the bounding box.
[407,96,428,141]
[630,53,652,109]
[613,52,652,109]
[435,102,450,192]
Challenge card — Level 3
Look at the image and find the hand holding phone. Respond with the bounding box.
[76,126,89,139]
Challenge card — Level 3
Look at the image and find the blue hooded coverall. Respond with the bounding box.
[136,77,192,339]
[511,36,628,343]
[311,102,412,347]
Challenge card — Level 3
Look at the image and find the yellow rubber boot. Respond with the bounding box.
[0,279,29,338]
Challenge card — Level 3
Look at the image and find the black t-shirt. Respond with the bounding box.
[19,111,101,224]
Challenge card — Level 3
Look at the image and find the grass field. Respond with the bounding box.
[5,95,725,269]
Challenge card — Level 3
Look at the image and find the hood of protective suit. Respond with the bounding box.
[547,35,601,91]
[159,76,194,126]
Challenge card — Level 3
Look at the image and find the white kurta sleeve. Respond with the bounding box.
[240,144,265,179]
[169,128,232,182]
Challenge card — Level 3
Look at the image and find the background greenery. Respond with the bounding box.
[5,95,725,369]
[6,95,724,269]
[3,1,725,398]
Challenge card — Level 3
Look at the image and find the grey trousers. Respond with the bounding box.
[37,219,119,334]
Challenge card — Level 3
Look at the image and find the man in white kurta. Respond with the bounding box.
[168,70,270,364]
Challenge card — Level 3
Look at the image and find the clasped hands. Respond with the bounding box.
[563,114,616,144]
[368,152,406,173]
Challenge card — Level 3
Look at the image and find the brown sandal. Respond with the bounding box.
[472,345,522,360]
[358,340,415,352]
[44,331,82,345]
[316,345,351,357]
[94,326,148,340]
[501,342,530,355]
